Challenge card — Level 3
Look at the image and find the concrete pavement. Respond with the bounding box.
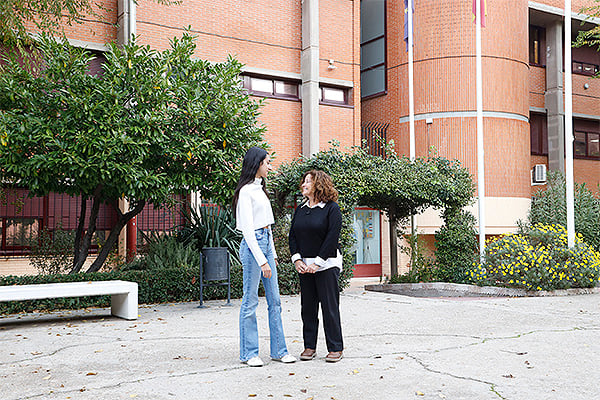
[1,278,599,400]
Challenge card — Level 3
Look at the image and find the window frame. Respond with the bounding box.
[242,74,300,101]
[319,85,352,107]
[360,0,387,100]
[574,130,600,159]
[529,25,546,67]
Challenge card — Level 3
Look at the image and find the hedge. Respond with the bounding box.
[0,262,304,315]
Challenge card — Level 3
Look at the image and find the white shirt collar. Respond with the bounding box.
[253,178,263,185]
[301,201,326,209]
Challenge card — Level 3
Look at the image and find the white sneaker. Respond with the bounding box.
[273,354,297,363]
[245,356,264,367]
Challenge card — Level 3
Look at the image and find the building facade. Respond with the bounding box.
[361,0,600,274]
[0,0,365,275]
[2,0,599,278]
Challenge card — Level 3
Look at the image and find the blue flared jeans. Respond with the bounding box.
[239,227,289,361]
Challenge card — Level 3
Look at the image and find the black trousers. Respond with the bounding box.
[299,267,343,352]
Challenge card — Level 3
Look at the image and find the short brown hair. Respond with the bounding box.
[301,170,338,203]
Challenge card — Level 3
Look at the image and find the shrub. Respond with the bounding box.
[434,210,478,283]
[121,234,201,272]
[28,226,75,275]
[468,223,600,291]
[0,259,305,315]
[526,171,600,251]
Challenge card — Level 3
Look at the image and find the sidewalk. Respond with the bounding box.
[1,277,599,400]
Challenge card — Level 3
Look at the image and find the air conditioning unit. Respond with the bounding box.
[532,164,547,185]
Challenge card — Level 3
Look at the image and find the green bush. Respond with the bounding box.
[122,234,201,272]
[28,226,75,275]
[0,258,305,315]
[434,209,478,283]
[468,223,600,291]
[526,171,600,251]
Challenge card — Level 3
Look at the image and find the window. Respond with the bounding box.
[529,26,545,66]
[1,218,40,249]
[572,61,599,76]
[360,0,386,98]
[320,86,349,105]
[574,131,600,158]
[353,209,380,265]
[530,113,548,155]
[242,75,299,100]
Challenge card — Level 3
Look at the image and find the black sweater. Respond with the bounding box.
[289,201,342,260]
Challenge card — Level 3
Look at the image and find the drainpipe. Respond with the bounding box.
[117,0,137,261]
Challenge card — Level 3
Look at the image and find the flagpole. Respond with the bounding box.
[564,0,575,247]
[475,0,486,261]
[407,0,417,241]
[408,0,415,161]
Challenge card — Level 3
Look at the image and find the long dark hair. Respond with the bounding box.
[232,146,268,215]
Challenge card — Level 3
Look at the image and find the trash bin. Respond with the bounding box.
[198,247,231,307]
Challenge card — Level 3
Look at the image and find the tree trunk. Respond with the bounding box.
[389,217,398,277]
[86,200,146,273]
[70,186,102,273]
[72,195,87,272]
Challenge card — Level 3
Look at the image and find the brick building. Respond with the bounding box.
[361,0,600,274]
[1,0,599,278]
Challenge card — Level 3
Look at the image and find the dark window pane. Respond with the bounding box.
[574,131,587,156]
[361,38,385,70]
[361,67,386,98]
[361,0,385,43]
[5,218,39,246]
[588,133,600,157]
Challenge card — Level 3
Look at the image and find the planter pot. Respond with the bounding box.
[199,247,231,307]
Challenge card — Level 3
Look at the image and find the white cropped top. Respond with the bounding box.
[235,178,277,266]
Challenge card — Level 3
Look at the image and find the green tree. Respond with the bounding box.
[359,153,474,276]
[271,144,475,279]
[0,33,265,273]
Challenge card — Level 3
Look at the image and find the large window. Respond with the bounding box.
[360,0,386,99]
[242,75,299,100]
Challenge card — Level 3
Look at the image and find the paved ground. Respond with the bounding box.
[1,277,599,400]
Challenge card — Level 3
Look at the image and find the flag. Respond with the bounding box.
[404,0,414,52]
[472,0,487,27]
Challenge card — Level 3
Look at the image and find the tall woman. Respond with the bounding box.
[232,147,296,367]
[289,170,344,362]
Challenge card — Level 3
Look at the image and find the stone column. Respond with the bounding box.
[544,20,565,173]
[301,0,320,156]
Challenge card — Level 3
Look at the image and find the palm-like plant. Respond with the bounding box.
[177,204,242,264]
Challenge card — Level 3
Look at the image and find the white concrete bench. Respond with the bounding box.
[0,280,138,320]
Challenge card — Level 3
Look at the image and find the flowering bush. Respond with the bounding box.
[468,224,600,291]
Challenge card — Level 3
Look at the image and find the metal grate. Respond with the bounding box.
[361,122,389,158]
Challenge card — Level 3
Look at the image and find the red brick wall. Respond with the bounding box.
[363,0,531,199]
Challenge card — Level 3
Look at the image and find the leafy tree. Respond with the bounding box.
[0,33,265,273]
[359,152,474,276]
[271,144,475,278]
